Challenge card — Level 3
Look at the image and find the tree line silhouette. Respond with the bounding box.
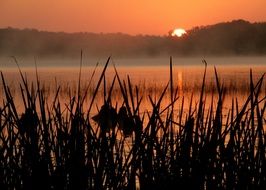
[0,19,266,58]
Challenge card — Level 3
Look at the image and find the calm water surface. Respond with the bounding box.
[0,57,266,115]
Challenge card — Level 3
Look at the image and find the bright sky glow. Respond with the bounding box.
[171,28,187,37]
[0,0,265,35]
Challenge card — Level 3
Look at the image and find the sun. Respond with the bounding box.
[171,28,187,37]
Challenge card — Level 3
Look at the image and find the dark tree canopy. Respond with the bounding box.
[0,20,266,59]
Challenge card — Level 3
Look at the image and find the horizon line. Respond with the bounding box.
[1,18,265,36]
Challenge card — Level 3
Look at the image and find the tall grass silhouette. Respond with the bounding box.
[0,57,266,190]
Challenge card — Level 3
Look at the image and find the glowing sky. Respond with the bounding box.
[0,0,265,35]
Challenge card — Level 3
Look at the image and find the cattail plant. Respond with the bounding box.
[0,56,265,190]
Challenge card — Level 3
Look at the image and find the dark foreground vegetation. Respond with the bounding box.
[1,19,266,58]
[0,57,266,190]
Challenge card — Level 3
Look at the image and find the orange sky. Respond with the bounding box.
[0,0,266,35]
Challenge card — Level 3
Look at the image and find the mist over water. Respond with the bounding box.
[0,56,265,114]
[1,56,265,93]
[1,55,266,67]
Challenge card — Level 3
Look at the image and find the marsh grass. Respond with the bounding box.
[0,57,266,190]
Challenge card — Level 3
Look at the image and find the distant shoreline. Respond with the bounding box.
[1,20,266,59]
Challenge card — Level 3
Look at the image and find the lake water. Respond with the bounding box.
[0,56,266,115]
